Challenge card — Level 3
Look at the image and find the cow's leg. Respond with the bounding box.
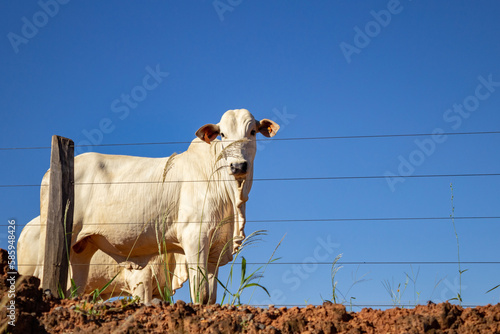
[183,260,219,304]
[207,263,219,304]
[185,252,210,304]
[182,234,211,304]
[69,239,97,296]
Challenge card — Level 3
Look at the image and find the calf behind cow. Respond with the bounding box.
[34,109,279,303]
[18,216,186,302]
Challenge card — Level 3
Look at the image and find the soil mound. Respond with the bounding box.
[2,248,500,333]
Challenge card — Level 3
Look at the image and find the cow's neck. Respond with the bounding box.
[183,138,252,254]
[208,141,252,254]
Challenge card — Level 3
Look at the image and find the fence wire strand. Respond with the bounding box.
[3,216,498,227]
[1,173,500,188]
[15,261,500,267]
[1,130,500,150]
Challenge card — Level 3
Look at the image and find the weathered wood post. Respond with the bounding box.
[42,135,74,296]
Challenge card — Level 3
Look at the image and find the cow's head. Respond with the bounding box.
[196,109,279,180]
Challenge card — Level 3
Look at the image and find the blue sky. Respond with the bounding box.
[1,1,499,308]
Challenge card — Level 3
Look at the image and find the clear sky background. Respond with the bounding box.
[1,1,499,308]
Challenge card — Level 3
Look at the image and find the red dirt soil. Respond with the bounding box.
[2,249,500,334]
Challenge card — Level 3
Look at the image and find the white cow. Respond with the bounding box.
[37,109,279,304]
[19,216,186,302]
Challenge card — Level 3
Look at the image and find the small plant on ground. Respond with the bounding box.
[405,265,421,306]
[323,254,370,312]
[330,253,343,304]
[248,233,285,304]
[349,296,356,311]
[382,266,423,307]
[57,278,79,299]
[75,295,140,317]
[155,273,174,304]
[217,230,281,306]
[429,274,447,302]
[382,275,409,307]
[449,183,467,305]
[232,256,270,306]
[321,254,368,312]
[73,271,122,316]
[90,272,120,304]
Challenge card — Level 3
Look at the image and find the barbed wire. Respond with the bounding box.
[1,172,500,188]
[1,130,500,150]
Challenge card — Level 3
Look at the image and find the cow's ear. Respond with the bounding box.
[257,119,280,138]
[196,124,220,143]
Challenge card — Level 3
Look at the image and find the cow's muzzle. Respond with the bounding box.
[230,162,248,176]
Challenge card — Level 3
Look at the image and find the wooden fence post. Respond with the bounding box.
[42,135,74,296]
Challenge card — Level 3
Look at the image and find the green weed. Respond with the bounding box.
[382,266,422,307]
[382,275,409,307]
[449,183,467,304]
[324,255,369,310]
[217,230,279,306]
[58,278,79,299]
[405,266,421,306]
[330,253,343,304]
[486,285,500,293]
[75,295,140,317]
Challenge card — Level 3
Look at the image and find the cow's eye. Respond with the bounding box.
[250,130,256,136]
